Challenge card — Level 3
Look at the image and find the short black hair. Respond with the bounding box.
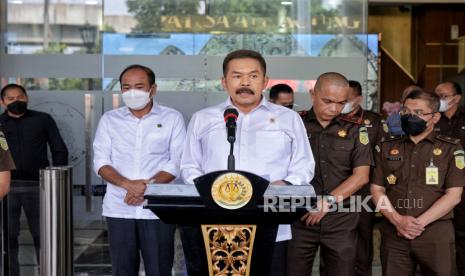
[1,84,27,100]
[451,81,462,95]
[269,84,293,100]
[348,80,362,96]
[404,90,440,112]
[119,64,156,86]
[223,49,266,77]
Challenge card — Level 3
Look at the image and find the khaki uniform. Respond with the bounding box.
[371,132,465,276]
[287,109,373,276]
[340,108,388,276]
[435,108,465,275]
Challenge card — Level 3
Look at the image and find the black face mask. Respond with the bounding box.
[400,114,427,136]
[284,104,294,109]
[6,101,28,115]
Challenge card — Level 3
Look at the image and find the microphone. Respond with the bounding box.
[223,108,238,171]
[224,108,238,143]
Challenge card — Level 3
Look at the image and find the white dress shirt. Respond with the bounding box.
[181,97,315,241]
[93,102,186,219]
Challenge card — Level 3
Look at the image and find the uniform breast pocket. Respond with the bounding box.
[329,138,354,164]
[384,155,404,173]
[255,130,288,162]
[146,132,170,155]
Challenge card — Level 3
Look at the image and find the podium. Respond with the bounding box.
[144,170,315,276]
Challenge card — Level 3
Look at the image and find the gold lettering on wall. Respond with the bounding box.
[158,15,361,33]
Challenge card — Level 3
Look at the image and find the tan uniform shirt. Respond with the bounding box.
[435,108,465,147]
[371,132,465,219]
[339,107,388,149]
[302,108,373,197]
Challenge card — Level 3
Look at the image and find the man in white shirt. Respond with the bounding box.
[93,64,186,276]
[180,49,315,276]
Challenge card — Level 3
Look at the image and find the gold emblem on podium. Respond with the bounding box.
[211,173,253,210]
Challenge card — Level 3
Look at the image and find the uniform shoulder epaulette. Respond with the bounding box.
[381,135,403,143]
[436,134,460,145]
[365,110,382,118]
[338,115,361,125]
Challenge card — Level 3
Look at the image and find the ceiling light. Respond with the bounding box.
[85,0,99,5]
[281,1,293,5]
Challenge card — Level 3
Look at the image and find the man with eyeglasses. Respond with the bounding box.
[434,81,465,275]
[371,90,464,275]
[435,82,464,146]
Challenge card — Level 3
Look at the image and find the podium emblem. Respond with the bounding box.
[211,173,253,209]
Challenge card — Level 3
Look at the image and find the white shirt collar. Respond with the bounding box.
[221,95,271,113]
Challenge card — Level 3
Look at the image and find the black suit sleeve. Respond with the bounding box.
[46,115,68,166]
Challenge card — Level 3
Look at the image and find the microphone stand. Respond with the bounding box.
[227,124,236,171]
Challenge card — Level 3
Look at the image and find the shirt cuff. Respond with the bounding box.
[93,159,113,176]
[159,163,180,179]
[284,175,308,185]
[181,169,202,185]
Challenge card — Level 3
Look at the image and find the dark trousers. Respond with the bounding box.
[7,190,40,276]
[179,224,278,276]
[380,219,455,276]
[454,193,465,276]
[269,241,288,276]
[106,217,176,276]
[355,202,375,276]
[287,212,359,276]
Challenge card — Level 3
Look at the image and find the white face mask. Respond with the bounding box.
[121,89,151,110]
[340,101,355,114]
[439,99,448,112]
[439,98,454,112]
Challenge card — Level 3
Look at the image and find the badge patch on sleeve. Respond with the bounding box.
[359,127,369,145]
[382,121,389,133]
[0,137,9,151]
[454,150,465,170]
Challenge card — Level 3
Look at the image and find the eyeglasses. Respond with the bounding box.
[399,107,436,117]
[439,94,456,100]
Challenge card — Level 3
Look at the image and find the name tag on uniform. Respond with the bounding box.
[426,160,439,185]
[387,156,402,161]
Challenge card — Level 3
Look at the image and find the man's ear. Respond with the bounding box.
[150,84,157,97]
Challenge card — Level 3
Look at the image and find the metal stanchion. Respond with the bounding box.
[40,166,73,276]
